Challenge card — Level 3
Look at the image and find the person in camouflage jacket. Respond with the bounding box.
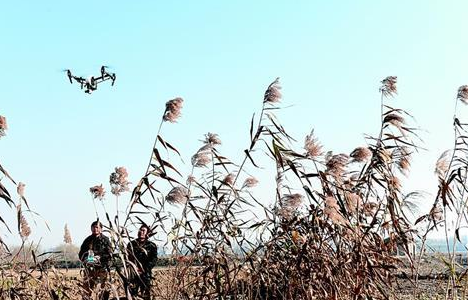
[127,224,158,300]
[79,221,112,299]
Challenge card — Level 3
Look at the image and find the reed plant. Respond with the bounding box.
[1,77,462,299]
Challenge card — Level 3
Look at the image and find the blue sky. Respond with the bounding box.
[1,1,468,248]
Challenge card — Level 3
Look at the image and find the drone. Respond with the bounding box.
[66,66,116,94]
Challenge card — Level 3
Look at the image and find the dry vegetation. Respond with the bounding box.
[1,77,468,299]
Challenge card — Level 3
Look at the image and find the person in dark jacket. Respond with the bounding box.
[79,221,112,299]
[126,224,158,300]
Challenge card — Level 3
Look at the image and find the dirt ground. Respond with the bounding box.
[48,257,468,299]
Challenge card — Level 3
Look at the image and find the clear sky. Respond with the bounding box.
[1,1,468,248]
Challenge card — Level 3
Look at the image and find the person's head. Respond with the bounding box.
[91,221,102,236]
[137,224,151,241]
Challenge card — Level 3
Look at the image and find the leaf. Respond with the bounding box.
[414,215,428,225]
[153,148,167,174]
[249,114,255,142]
[0,162,16,184]
[456,228,462,243]
[272,140,284,168]
[157,135,182,157]
[250,125,264,150]
[244,150,259,168]
[212,185,218,200]
[286,159,301,179]
[0,182,14,207]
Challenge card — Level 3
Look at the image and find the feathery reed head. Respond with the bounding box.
[350,147,372,163]
[90,184,106,200]
[166,186,188,205]
[278,193,303,219]
[64,224,72,244]
[204,132,222,146]
[242,176,259,188]
[435,150,451,178]
[17,182,25,198]
[163,97,184,123]
[325,153,349,176]
[388,175,401,191]
[110,166,130,196]
[304,130,323,158]
[0,115,7,137]
[324,196,347,225]
[19,211,31,239]
[380,76,397,97]
[222,173,235,186]
[191,151,211,167]
[457,85,468,105]
[393,147,411,174]
[186,175,196,185]
[281,193,303,210]
[263,78,282,104]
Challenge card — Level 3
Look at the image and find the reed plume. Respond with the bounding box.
[242,176,259,188]
[457,85,468,105]
[63,224,72,244]
[19,211,31,239]
[17,182,25,198]
[263,77,282,104]
[222,173,235,186]
[191,150,211,167]
[204,132,222,146]
[0,115,7,137]
[304,130,323,158]
[166,186,188,205]
[350,146,372,163]
[324,196,347,225]
[325,153,349,176]
[163,97,184,123]
[435,150,451,178]
[90,184,106,200]
[110,166,130,196]
[380,76,397,97]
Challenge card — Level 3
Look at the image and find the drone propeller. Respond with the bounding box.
[61,69,73,84]
[67,70,73,84]
[111,73,116,86]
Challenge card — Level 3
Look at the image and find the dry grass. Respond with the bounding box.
[2,77,468,299]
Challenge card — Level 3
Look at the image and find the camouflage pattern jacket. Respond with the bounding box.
[79,234,112,268]
[127,239,158,275]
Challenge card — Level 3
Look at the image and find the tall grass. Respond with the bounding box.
[0,77,463,299]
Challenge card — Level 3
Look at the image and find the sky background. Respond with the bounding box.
[1,1,468,249]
